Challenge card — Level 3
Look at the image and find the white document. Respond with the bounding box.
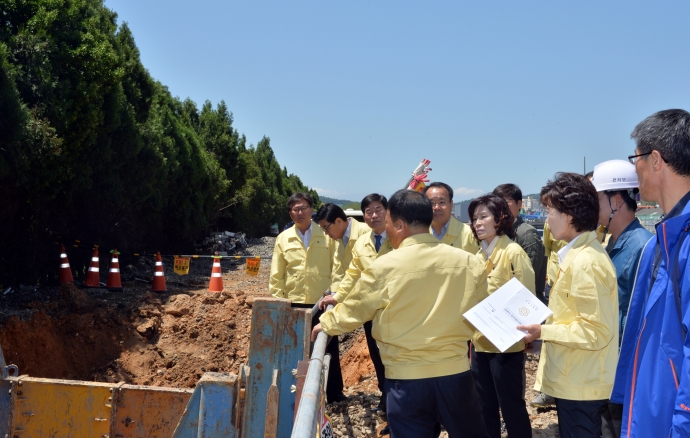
[464,277,552,353]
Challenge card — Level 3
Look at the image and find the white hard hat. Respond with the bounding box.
[591,159,639,192]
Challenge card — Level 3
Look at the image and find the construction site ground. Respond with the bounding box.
[0,237,558,437]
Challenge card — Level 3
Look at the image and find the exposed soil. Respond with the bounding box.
[0,236,558,436]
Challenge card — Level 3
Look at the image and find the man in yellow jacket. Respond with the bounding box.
[520,173,618,438]
[313,190,489,438]
[319,194,393,417]
[269,193,346,403]
[424,182,480,254]
[314,203,371,292]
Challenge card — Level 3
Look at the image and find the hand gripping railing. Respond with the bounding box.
[290,303,334,438]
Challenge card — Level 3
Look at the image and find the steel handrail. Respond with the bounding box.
[291,304,334,438]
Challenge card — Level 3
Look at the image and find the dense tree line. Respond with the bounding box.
[0,0,319,286]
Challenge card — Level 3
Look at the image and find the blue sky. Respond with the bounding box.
[105,0,689,202]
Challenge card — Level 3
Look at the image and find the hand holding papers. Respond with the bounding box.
[464,278,552,352]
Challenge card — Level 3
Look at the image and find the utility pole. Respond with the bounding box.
[584,156,586,175]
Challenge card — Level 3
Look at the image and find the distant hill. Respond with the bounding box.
[320,196,360,210]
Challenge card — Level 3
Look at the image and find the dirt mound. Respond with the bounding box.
[340,329,375,387]
[0,246,268,387]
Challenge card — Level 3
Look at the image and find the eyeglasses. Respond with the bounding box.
[321,223,333,233]
[364,207,385,217]
[628,152,651,165]
[291,206,311,214]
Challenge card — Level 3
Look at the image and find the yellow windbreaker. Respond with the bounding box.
[535,231,619,401]
[269,222,337,304]
[432,216,480,254]
[320,233,487,380]
[332,230,393,303]
[543,222,567,286]
[330,219,371,292]
[473,234,536,353]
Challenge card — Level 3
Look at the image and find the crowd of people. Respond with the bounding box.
[269,108,690,438]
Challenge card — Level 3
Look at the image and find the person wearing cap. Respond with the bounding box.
[424,182,480,254]
[612,109,690,437]
[592,160,652,337]
[469,194,535,438]
[519,172,618,438]
[591,160,652,438]
[319,194,393,416]
[313,189,489,438]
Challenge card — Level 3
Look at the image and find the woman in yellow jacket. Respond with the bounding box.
[469,194,535,438]
[520,173,618,438]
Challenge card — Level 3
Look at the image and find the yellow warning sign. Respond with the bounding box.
[246,257,261,276]
[174,256,190,275]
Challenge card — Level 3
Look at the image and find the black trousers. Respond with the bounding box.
[555,398,607,438]
[363,320,387,407]
[292,303,344,401]
[386,371,488,438]
[601,401,622,438]
[470,350,532,438]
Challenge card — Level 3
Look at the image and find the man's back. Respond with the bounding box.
[323,233,487,380]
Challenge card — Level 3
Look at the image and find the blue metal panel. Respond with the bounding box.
[241,298,311,438]
[172,372,238,438]
[0,378,12,437]
[198,373,237,437]
[277,306,310,437]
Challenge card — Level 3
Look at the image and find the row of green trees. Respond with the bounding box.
[0,0,318,286]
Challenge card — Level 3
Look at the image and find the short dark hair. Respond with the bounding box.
[468,194,516,240]
[540,172,599,232]
[388,190,433,228]
[287,192,314,209]
[361,193,388,211]
[492,184,522,203]
[631,109,690,177]
[314,203,347,223]
[604,191,638,213]
[423,182,454,201]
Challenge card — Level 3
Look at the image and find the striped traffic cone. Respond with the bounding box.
[84,248,101,288]
[106,249,123,292]
[58,245,74,284]
[151,252,167,293]
[208,253,223,293]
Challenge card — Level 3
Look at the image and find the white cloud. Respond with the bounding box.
[454,187,486,199]
[314,187,344,197]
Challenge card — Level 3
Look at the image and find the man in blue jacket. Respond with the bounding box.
[612,109,690,437]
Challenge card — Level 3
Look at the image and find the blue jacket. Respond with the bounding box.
[606,220,652,339]
[612,202,690,437]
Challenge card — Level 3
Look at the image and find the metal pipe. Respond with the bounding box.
[322,354,332,394]
[291,304,334,438]
[311,289,331,315]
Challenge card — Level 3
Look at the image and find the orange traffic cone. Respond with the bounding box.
[58,245,74,284]
[84,248,101,288]
[208,254,223,293]
[106,249,123,292]
[151,252,167,293]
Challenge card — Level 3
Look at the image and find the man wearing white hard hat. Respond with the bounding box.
[591,160,652,438]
